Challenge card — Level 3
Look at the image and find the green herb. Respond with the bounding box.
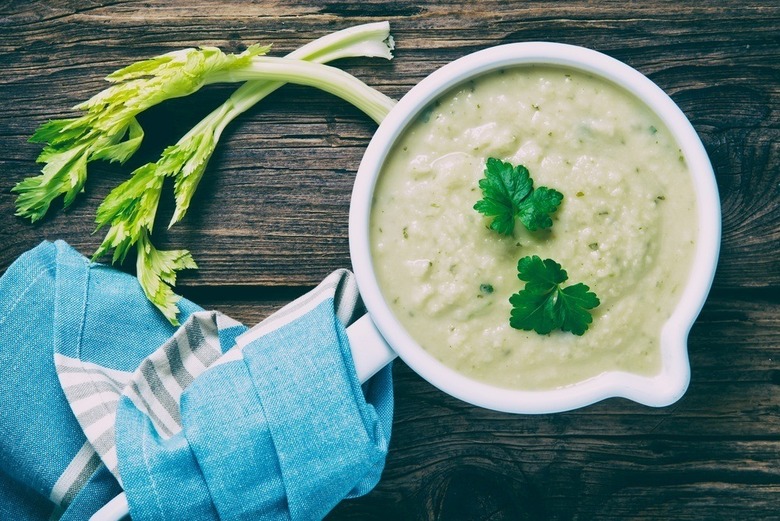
[135,232,198,321]
[15,22,396,324]
[473,158,563,235]
[479,283,494,294]
[509,255,600,336]
[15,44,271,223]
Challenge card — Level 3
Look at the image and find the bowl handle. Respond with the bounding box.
[346,314,397,383]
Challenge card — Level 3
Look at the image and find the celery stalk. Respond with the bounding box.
[81,23,396,324]
[166,21,394,226]
[208,57,394,124]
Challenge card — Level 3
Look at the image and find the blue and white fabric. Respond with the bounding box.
[0,240,393,520]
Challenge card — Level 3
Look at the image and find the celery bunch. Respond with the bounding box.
[15,22,396,324]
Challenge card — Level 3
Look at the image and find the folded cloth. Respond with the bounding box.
[0,241,393,520]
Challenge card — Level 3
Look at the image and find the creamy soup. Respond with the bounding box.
[370,66,698,390]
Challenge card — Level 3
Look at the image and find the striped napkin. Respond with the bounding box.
[0,241,393,520]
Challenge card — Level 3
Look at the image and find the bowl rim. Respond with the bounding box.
[349,41,721,413]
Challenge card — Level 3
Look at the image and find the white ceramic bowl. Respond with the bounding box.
[349,42,720,414]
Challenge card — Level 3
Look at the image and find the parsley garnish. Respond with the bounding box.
[509,256,600,336]
[473,158,563,235]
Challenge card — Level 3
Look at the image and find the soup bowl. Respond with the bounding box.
[346,42,720,414]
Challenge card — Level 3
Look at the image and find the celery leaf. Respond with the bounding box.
[14,45,270,222]
[135,233,197,326]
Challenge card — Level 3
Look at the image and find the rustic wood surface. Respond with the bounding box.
[2,1,779,519]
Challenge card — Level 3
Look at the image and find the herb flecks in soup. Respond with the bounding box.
[370,66,698,390]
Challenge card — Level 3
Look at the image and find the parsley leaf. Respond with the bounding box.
[509,256,600,336]
[517,186,564,231]
[473,158,563,235]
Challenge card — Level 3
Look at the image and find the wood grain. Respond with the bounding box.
[1,1,779,519]
[325,294,780,520]
[1,0,779,289]
[194,289,780,518]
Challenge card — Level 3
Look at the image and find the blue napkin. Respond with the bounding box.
[0,241,393,520]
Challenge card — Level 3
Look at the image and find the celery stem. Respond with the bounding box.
[209,57,394,124]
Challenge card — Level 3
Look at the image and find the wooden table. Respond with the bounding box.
[2,1,779,519]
